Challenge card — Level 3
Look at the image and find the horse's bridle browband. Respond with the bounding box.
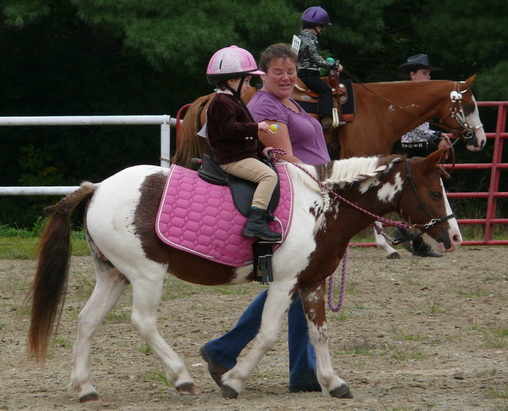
[430,82,483,146]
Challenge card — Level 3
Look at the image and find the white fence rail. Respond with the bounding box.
[0,115,177,196]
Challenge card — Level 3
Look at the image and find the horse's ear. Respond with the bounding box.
[422,149,447,174]
[465,74,477,87]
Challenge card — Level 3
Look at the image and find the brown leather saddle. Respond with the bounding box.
[292,76,355,126]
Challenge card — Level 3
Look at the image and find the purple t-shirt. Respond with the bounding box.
[247,91,330,165]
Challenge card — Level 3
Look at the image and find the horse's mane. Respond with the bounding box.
[317,155,402,186]
[172,93,214,168]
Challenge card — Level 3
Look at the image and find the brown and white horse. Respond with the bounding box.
[28,150,461,402]
[173,76,485,257]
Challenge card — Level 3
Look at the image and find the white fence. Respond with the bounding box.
[0,115,177,196]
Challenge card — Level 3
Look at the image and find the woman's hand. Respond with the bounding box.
[438,134,452,159]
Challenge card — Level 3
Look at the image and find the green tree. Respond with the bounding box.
[1,0,507,226]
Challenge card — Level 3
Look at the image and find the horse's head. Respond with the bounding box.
[397,149,462,252]
[435,75,486,151]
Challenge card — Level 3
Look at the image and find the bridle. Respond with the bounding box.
[395,159,455,242]
[430,82,483,147]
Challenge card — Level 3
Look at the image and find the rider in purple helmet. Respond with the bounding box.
[294,6,337,129]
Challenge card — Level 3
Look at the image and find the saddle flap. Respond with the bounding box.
[197,154,228,185]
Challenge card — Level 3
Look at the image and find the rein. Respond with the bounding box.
[277,152,436,232]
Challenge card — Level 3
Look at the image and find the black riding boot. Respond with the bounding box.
[411,236,442,257]
[243,207,282,242]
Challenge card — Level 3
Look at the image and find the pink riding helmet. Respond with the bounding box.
[206,46,265,80]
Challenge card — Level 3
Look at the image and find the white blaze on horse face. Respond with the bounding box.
[466,95,486,151]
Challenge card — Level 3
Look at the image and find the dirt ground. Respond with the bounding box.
[1,246,507,411]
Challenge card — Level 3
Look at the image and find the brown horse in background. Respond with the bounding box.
[173,75,485,166]
[333,75,485,158]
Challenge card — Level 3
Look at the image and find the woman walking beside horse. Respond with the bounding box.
[201,43,331,393]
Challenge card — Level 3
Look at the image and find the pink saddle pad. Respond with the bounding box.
[156,164,293,267]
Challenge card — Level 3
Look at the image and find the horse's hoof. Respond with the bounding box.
[176,382,197,395]
[386,252,401,259]
[330,383,353,398]
[221,384,239,399]
[79,392,99,403]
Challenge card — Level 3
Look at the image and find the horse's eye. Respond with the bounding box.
[431,191,442,199]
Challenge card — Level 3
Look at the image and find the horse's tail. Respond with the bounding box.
[172,93,213,168]
[27,182,96,362]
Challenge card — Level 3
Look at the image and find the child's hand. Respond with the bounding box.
[258,121,270,132]
[259,122,280,134]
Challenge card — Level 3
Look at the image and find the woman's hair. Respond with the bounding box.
[259,43,298,72]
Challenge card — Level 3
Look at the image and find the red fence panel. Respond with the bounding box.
[352,101,508,247]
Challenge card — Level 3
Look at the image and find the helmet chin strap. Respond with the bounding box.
[225,76,246,100]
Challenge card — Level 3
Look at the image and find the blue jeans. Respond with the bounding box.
[203,289,319,389]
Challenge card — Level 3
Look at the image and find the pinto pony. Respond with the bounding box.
[27,150,460,402]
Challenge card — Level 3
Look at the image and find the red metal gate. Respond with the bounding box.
[446,101,508,245]
[354,101,508,247]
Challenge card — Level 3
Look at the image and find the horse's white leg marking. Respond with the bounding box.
[300,286,348,396]
[71,259,128,400]
[373,222,398,257]
[129,262,194,389]
[307,320,347,395]
[222,281,294,394]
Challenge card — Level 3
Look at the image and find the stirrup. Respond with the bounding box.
[252,241,274,284]
[332,107,340,128]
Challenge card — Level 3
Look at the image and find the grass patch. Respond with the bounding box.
[0,232,89,259]
[138,344,153,355]
[481,328,508,349]
[457,288,492,298]
[429,301,447,314]
[162,276,257,301]
[486,387,508,400]
[54,336,71,349]
[389,345,427,362]
[336,338,377,356]
[106,310,130,323]
[400,334,426,342]
[72,273,96,299]
[144,371,171,387]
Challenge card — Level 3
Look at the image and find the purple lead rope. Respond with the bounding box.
[327,246,348,312]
